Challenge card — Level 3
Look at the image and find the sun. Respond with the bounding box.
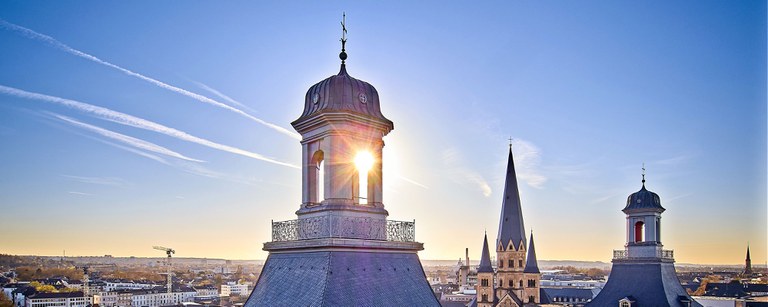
[354,151,375,173]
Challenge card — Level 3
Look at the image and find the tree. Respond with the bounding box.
[0,294,13,307]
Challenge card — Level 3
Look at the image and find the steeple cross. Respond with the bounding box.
[642,163,646,185]
[508,137,513,150]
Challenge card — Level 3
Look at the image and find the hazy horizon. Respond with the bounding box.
[0,2,765,265]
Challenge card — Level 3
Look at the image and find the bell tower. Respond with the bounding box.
[245,15,439,306]
[623,168,665,259]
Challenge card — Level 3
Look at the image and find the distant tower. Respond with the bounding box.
[476,233,495,307]
[743,245,753,276]
[587,173,701,307]
[244,16,439,306]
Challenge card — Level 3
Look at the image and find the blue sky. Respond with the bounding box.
[0,1,765,265]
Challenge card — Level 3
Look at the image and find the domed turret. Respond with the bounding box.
[293,64,392,128]
[623,174,665,213]
[623,185,665,213]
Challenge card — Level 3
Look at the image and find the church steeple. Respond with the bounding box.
[497,147,526,250]
[478,232,494,273]
[744,244,753,275]
[523,233,540,274]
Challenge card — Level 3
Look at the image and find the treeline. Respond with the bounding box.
[549,266,609,278]
[0,254,30,269]
[15,267,82,281]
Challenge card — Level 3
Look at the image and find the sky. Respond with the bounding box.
[0,1,765,266]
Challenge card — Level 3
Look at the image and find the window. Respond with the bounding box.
[519,260,523,267]
[509,259,513,268]
[499,279,503,287]
[508,280,513,287]
[634,221,645,243]
[519,280,523,288]
[481,279,488,287]
[499,260,503,268]
[482,294,488,302]
[529,296,535,303]
[620,301,631,307]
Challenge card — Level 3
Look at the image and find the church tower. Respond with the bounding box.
[743,245,753,276]
[587,172,701,307]
[495,147,529,303]
[244,17,439,306]
[522,233,541,304]
[477,233,496,307]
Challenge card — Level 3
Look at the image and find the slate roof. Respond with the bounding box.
[294,64,392,127]
[28,291,85,299]
[542,287,594,301]
[523,233,540,274]
[244,251,440,307]
[497,148,527,250]
[623,184,665,213]
[587,261,701,307]
[477,233,494,273]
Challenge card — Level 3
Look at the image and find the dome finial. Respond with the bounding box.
[339,12,348,64]
[642,162,646,187]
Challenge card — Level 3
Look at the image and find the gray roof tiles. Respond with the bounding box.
[477,233,494,273]
[245,251,440,307]
[497,148,527,251]
[587,261,701,307]
[523,233,540,274]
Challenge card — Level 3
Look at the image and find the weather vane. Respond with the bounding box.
[339,12,348,64]
[642,163,646,186]
[508,137,513,150]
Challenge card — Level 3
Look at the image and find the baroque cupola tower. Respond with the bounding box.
[587,171,702,307]
[244,15,439,307]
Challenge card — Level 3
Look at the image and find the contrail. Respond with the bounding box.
[0,85,298,168]
[53,114,204,162]
[0,19,301,140]
[192,81,254,112]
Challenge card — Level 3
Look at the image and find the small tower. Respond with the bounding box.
[588,172,701,307]
[743,245,753,276]
[522,233,541,304]
[245,16,438,306]
[477,233,496,307]
[496,147,528,302]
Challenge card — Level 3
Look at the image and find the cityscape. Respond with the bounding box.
[1,2,766,307]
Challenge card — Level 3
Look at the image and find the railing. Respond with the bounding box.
[613,248,674,260]
[272,216,415,242]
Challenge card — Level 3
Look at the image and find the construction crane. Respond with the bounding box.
[153,246,175,294]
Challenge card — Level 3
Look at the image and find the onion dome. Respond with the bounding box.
[292,63,393,128]
[623,180,665,213]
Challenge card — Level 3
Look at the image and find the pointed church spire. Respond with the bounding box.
[523,232,540,273]
[478,232,494,273]
[497,146,527,250]
[746,245,751,261]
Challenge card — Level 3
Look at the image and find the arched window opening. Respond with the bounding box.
[311,150,324,204]
[354,151,374,205]
[482,294,488,302]
[509,259,513,268]
[634,221,645,243]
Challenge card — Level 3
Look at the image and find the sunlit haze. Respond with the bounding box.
[0,1,765,266]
